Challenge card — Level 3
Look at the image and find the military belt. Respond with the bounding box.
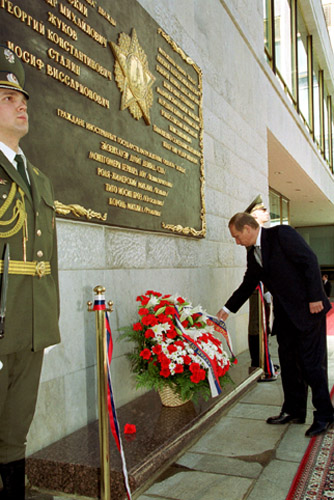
[0,259,51,278]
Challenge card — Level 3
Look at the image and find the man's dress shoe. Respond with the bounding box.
[305,419,334,437]
[266,412,305,424]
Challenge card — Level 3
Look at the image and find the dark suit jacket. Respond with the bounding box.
[323,280,332,298]
[0,151,60,355]
[225,225,331,331]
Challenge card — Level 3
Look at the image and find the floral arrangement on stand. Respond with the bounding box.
[120,290,236,405]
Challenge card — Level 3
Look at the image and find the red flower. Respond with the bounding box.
[145,290,162,297]
[181,320,189,328]
[174,364,184,373]
[183,355,192,365]
[160,367,171,378]
[166,329,177,339]
[138,307,149,315]
[133,322,143,331]
[190,368,206,383]
[210,336,221,347]
[152,345,162,355]
[177,297,185,304]
[124,423,136,434]
[142,315,159,326]
[136,295,150,306]
[165,306,176,316]
[140,348,152,360]
[158,353,170,367]
[174,340,185,349]
[157,314,169,323]
[144,328,155,338]
[167,344,177,354]
[217,365,228,377]
[189,362,201,373]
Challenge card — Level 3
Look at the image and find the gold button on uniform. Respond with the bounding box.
[36,229,42,236]
[36,250,43,258]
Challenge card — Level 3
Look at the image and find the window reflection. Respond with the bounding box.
[274,0,292,93]
[263,0,334,172]
[313,59,320,146]
[269,189,290,225]
[297,14,309,126]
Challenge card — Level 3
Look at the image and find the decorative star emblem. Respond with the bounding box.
[110,29,156,125]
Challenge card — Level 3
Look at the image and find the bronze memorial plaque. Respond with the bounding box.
[0,0,205,237]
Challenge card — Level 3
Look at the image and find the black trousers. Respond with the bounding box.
[274,306,333,421]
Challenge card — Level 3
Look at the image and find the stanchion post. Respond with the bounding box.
[258,289,265,373]
[88,285,113,500]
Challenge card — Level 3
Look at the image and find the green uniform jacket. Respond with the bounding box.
[0,151,60,355]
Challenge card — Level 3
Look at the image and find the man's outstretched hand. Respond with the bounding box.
[217,309,229,321]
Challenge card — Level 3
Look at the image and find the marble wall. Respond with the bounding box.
[26,0,329,455]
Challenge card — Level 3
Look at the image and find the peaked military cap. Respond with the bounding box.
[0,45,29,98]
[245,194,266,214]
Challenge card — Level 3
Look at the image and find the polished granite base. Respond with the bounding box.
[27,351,260,499]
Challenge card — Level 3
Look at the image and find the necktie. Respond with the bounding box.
[254,245,263,267]
[14,154,30,192]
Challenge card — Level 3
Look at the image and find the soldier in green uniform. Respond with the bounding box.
[245,196,277,380]
[0,46,60,499]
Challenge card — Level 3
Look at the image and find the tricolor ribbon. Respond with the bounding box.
[174,307,222,398]
[256,282,276,378]
[93,296,132,500]
[202,313,236,360]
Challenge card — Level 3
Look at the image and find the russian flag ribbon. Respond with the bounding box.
[174,307,222,398]
[202,313,236,360]
[93,296,132,500]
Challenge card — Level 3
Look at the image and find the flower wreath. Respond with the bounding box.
[120,290,236,402]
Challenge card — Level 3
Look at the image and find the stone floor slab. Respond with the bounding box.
[228,402,282,421]
[246,459,299,500]
[189,416,285,457]
[141,471,253,500]
[176,451,262,479]
[239,381,284,406]
[276,424,312,462]
[137,496,171,500]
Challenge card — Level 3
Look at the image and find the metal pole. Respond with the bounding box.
[258,288,264,374]
[88,285,111,500]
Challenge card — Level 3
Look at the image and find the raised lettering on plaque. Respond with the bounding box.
[1,0,205,237]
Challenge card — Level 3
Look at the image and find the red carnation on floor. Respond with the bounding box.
[124,423,136,434]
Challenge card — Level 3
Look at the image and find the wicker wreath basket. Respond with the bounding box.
[158,385,191,407]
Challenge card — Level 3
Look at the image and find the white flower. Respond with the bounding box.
[152,323,169,337]
[147,296,160,308]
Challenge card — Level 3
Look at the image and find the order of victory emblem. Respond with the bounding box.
[110,28,156,125]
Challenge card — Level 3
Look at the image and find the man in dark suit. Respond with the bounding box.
[217,212,333,437]
[245,196,277,379]
[0,46,60,499]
